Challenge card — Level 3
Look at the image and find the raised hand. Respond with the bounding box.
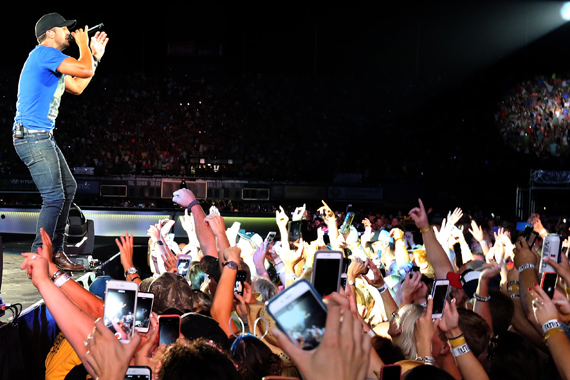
[89,30,109,59]
[448,207,463,226]
[276,206,289,230]
[408,199,429,230]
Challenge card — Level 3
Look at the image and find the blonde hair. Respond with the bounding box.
[252,276,278,302]
[392,303,424,359]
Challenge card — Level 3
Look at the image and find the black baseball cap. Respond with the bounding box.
[35,13,76,38]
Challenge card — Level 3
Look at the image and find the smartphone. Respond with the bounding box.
[380,364,402,380]
[176,254,193,277]
[125,366,151,380]
[158,314,181,346]
[311,251,344,297]
[103,280,138,343]
[235,270,247,296]
[340,258,350,289]
[523,225,538,250]
[431,279,450,319]
[541,272,558,299]
[339,212,355,235]
[265,231,277,247]
[266,279,328,350]
[135,292,154,333]
[288,220,303,242]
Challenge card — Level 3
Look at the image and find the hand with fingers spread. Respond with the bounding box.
[116,232,135,272]
[468,220,485,243]
[85,318,142,380]
[448,207,464,226]
[271,292,372,380]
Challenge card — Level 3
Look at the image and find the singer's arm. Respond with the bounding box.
[63,28,108,95]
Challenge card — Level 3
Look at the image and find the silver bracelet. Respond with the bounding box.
[474,293,491,302]
[518,263,535,273]
[54,273,71,288]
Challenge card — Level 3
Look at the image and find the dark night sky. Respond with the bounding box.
[4,2,570,214]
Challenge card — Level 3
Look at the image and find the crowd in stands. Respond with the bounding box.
[15,187,570,379]
[0,68,439,183]
[497,74,570,160]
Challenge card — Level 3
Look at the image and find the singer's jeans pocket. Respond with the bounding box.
[13,132,77,253]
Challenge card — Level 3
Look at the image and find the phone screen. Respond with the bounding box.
[541,272,558,299]
[135,293,154,332]
[234,270,246,296]
[266,231,276,246]
[158,316,180,346]
[177,258,191,277]
[313,257,342,297]
[104,287,137,340]
[124,366,151,380]
[271,286,327,350]
[431,281,449,317]
[288,221,303,242]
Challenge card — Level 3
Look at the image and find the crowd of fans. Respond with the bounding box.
[15,187,570,379]
[0,67,442,183]
[497,74,570,160]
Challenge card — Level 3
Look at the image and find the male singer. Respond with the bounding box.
[13,13,109,270]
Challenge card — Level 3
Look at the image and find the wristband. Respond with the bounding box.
[377,284,388,293]
[543,327,565,344]
[518,263,535,273]
[420,227,430,234]
[451,343,471,357]
[539,228,547,236]
[367,329,376,337]
[507,284,520,292]
[542,319,561,334]
[480,240,488,246]
[187,200,201,210]
[510,293,521,299]
[448,337,467,348]
[54,273,71,288]
[474,293,491,302]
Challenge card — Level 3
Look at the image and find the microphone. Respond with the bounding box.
[68,23,104,43]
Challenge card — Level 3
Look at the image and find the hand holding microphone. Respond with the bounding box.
[68,23,104,43]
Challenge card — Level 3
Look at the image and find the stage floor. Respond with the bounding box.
[0,234,150,323]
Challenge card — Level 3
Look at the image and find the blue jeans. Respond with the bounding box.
[13,130,77,253]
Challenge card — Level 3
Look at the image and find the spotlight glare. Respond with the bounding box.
[561,2,570,20]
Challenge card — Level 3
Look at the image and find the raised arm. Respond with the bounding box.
[210,246,241,337]
[173,189,218,257]
[21,253,96,378]
[409,199,455,278]
[63,28,108,94]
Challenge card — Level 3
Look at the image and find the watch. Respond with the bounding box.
[222,261,238,270]
[125,267,138,277]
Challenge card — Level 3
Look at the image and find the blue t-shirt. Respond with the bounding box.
[13,45,68,131]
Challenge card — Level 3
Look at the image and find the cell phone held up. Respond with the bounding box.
[431,279,450,320]
[158,314,181,346]
[541,272,558,299]
[234,270,247,296]
[104,280,138,343]
[266,280,327,350]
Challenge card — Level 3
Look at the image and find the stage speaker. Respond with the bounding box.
[161,180,207,199]
[64,204,95,266]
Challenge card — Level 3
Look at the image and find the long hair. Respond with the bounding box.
[391,303,424,359]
